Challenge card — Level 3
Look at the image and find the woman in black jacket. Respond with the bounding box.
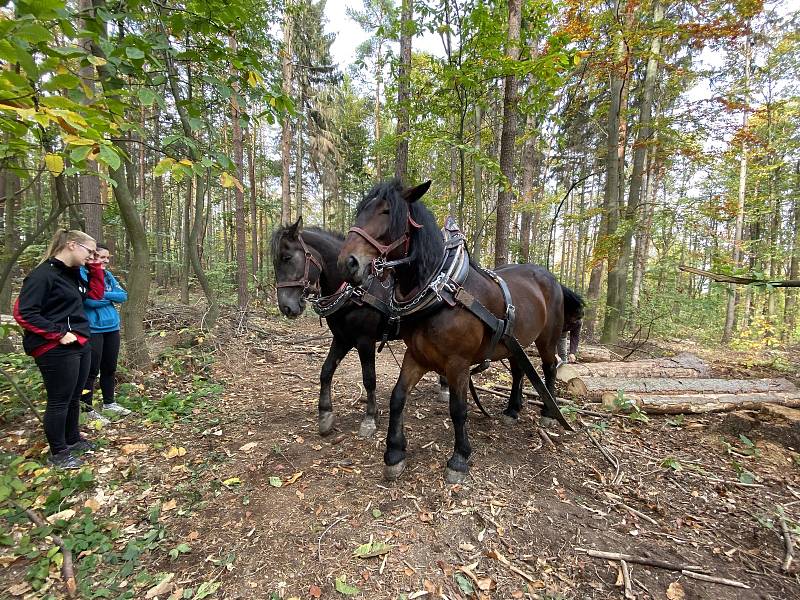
[14,229,105,469]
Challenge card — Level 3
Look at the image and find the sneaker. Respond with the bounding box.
[67,438,96,453]
[102,402,131,416]
[48,450,83,470]
[86,409,111,425]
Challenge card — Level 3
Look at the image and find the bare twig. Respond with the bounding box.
[576,548,707,573]
[680,570,750,589]
[0,366,43,425]
[317,515,347,561]
[538,427,556,450]
[778,506,794,572]
[620,559,636,599]
[15,503,77,597]
[584,428,622,484]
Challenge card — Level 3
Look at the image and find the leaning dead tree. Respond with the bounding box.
[679,265,800,287]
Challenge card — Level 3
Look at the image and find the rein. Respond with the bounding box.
[275,234,323,297]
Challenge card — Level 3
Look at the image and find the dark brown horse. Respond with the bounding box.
[271,218,449,438]
[338,180,566,483]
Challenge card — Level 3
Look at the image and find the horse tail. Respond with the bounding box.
[561,284,585,325]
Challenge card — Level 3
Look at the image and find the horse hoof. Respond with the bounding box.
[439,390,450,403]
[445,467,467,484]
[501,413,518,426]
[539,416,559,429]
[384,460,406,481]
[319,412,335,436]
[358,418,377,438]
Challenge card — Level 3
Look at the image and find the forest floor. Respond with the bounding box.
[2,309,800,600]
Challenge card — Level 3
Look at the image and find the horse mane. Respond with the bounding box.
[270,224,344,260]
[561,284,585,322]
[359,179,443,286]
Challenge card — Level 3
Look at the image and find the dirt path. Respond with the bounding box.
[3,313,800,599]
[156,315,799,599]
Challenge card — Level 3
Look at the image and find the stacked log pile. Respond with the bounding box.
[557,352,800,415]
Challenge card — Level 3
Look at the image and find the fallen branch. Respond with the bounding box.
[538,427,556,450]
[576,547,707,573]
[778,507,794,573]
[679,264,800,287]
[680,570,750,589]
[584,429,622,485]
[620,559,635,600]
[0,366,44,425]
[16,504,76,597]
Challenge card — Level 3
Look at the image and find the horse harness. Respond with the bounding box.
[379,217,573,431]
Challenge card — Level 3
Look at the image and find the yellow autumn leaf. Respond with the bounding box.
[63,134,97,146]
[178,159,193,167]
[247,71,263,87]
[44,153,64,176]
[163,446,187,459]
[284,471,303,486]
[162,499,178,511]
[222,477,241,487]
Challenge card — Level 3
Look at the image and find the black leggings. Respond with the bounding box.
[83,330,121,406]
[35,344,91,455]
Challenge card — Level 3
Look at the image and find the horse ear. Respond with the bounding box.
[287,216,303,239]
[402,180,431,204]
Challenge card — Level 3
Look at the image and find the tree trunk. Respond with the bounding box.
[471,104,483,263]
[601,0,634,344]
[230,35,248,311]
[395,0,413,182]
[249,126,259,275]
[78,0,102,241]
[281,7,294,224]
[784,160,800,338]
[153,109,165,287]
[556,352,710,382]
[0,166,19,315]
[601,391,800,415]
[569,376,796,400]
[180,178,191,303]
[493,0,521,268]
[723,33,751,343]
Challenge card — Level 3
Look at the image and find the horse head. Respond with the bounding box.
[271,217,324,318]
[338,179,436,287]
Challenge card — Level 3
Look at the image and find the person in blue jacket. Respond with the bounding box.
[80,243,131,419]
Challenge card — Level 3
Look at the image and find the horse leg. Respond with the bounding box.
[535,338,561,427]
[444,361,472,484]
[318,336,352,436]
[501,360,524,425]
[356,340,378,438]
[384,352,427,481]
[438,375,450,403]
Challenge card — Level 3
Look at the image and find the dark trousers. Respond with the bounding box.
[35,344,91,455]
[83,330,121,406]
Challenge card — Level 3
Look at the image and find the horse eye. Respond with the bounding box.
[380,209,390,215]
[282,254,292,262]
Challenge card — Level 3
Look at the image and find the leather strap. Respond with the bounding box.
[276,234,323,295]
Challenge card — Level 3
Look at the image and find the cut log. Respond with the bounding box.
[568,377,796,400]
[557,352,709,384]
[575,345,616,363]
[599,391,800,415]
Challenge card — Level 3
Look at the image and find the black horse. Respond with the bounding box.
[338,180,569,482]
[271,218,449,438]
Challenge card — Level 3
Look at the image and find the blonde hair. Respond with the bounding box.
[40,229,95,265]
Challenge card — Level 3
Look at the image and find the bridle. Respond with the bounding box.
[348,211,422,274]
[275,234,323,297]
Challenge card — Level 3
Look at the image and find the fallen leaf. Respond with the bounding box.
[47,508,76,523]
[309,584,322,598]
[666,582,686,600]
[284,471,303,486]
[187,531,200,541]
[162,499,178,512]
[0,554,20,567]
[239,442,258,452]
[353,540,393,559]
[163,446,187,459]
[408,592,429,599]
[269,476,283,488]
[334,575,361,596]
[222,477,241,487]
[145,573,174,598]
[121,443,147,455]
[84,498,101,512]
